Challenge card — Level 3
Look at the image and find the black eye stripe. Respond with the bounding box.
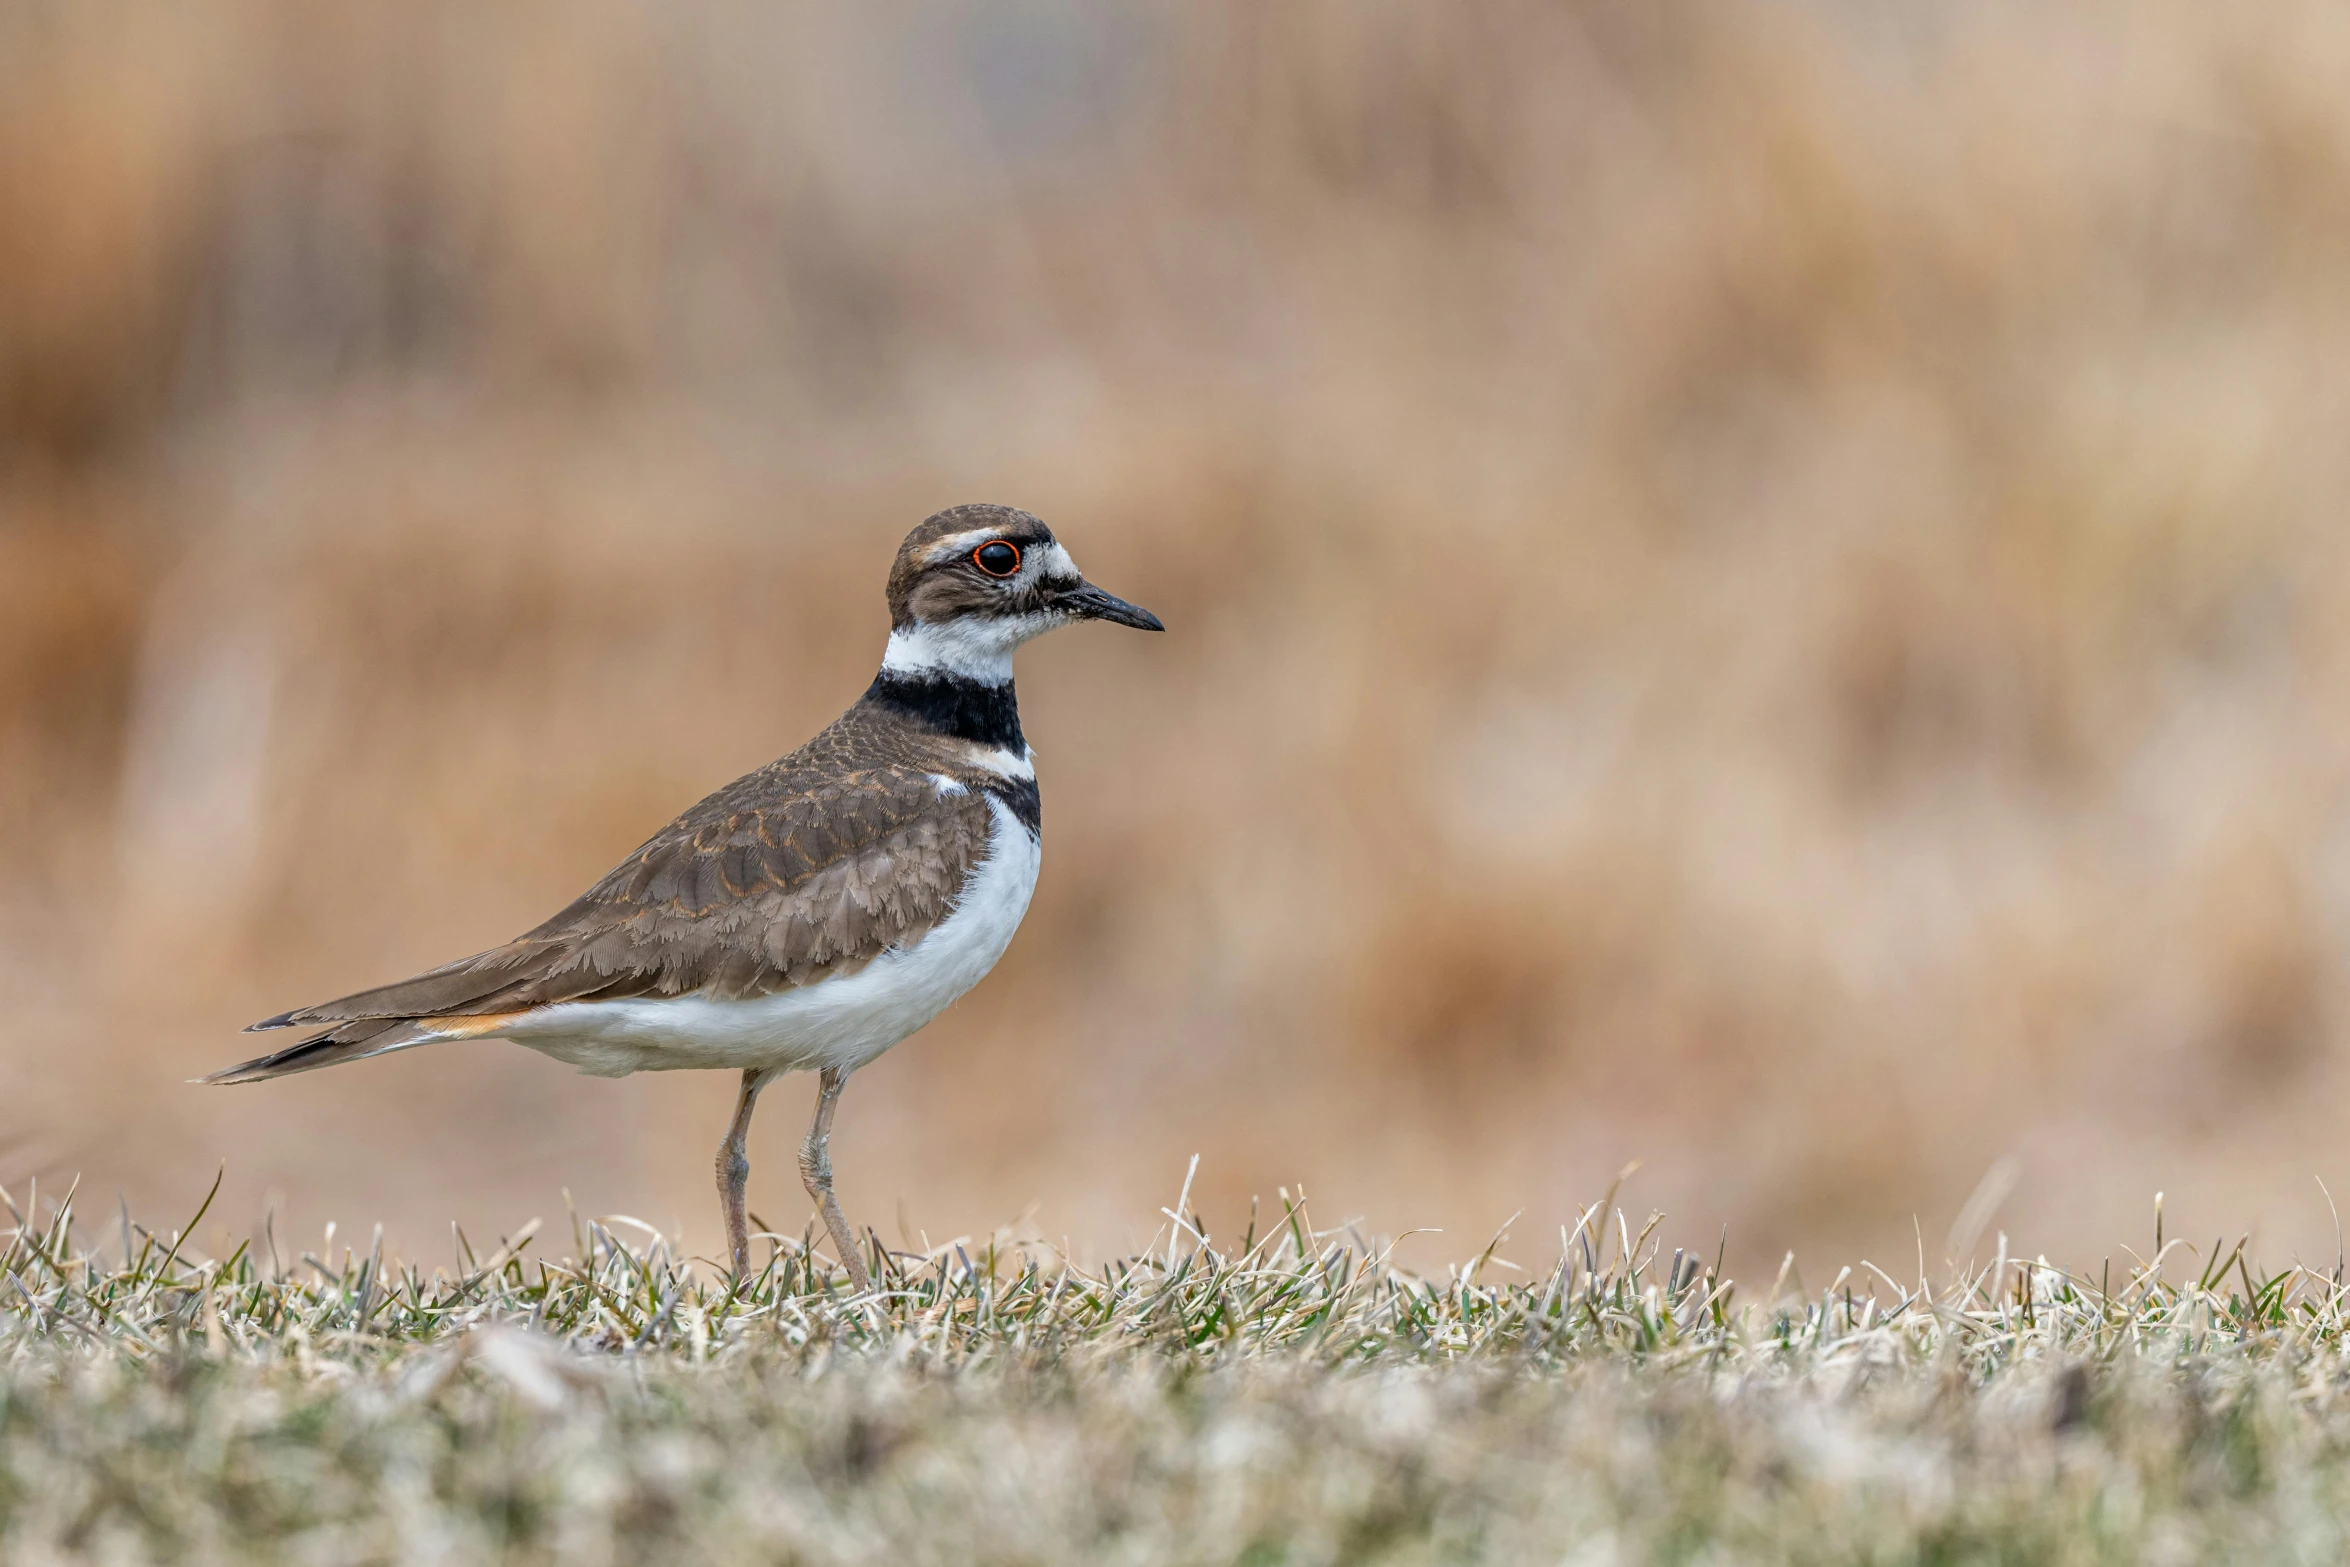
[973,541,1022,577]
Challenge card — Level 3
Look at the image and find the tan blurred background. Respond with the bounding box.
[9,0,2350,1278]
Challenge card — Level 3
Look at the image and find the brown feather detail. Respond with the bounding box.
[200,1017,424,1083]
[239,695,1004,1038]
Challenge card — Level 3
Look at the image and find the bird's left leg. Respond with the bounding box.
[716,1066,780,1278]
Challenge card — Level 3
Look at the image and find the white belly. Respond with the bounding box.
[500,797,1040,1077]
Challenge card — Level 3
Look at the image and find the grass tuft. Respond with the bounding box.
[10,1178,2350,1562]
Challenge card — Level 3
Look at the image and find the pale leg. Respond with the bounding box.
[715,1067,779,1277]
[799,1065,874,1292]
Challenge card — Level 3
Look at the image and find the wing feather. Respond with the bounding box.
[249,753,996,1031]
[210,707,1009,1086]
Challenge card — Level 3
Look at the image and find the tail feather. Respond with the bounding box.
[220,923,599,1079]
[199,1017,442,1084]
[240,935,595,1036]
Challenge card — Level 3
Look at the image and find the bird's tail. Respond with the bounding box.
[197,1017,442,1085]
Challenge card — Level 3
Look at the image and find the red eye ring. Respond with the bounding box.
[972,541,1022,577]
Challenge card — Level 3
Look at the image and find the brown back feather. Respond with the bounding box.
[255,701,1001,1030]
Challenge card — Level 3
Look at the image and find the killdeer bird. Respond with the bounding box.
[205,504,1163,1290]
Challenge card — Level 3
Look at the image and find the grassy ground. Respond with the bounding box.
[8,1179,2350,1564]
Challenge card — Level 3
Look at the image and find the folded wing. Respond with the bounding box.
[205,756,994,1083]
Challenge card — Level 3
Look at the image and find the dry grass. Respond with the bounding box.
[12,1180,2350,1562]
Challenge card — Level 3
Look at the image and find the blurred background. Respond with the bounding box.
[9,0,2350,1279]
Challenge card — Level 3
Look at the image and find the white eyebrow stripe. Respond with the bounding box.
[919,528,1008,564]
[921,532,1077,583]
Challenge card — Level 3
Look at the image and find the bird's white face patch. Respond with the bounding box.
[886,531,1087,682]
[882,614,1065,684]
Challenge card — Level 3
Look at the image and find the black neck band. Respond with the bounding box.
[862,671,1025,750]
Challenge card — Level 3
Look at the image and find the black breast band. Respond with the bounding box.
[862,672,1026,751]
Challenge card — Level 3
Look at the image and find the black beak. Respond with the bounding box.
[1063,582,1165,631]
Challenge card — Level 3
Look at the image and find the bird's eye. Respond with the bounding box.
[973,541,1022,577]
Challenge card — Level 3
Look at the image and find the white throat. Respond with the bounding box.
[881,615,1060,684]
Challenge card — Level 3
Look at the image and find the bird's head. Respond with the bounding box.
[882,503,1163,684]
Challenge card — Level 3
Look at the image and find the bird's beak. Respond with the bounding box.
[1061,582,1165,631]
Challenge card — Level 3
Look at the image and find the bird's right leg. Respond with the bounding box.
[799,1065,875,1293]
[715,1067,779,1278]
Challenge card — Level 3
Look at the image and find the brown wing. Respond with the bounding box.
[205,745,994,1082]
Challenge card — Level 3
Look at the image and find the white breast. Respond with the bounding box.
[498,796,1041,1078]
